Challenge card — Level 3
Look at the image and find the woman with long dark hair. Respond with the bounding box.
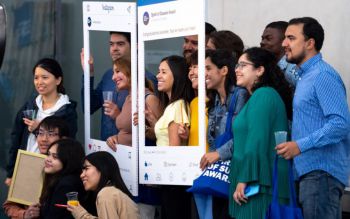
[229,47,293,218]
[39,138,86,219]
[202,49,248,219]
[151,55,194,219]
[6,58,77,186]
[67,151,140,219]
[153,55,194,146]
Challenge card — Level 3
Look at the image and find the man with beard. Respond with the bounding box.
[260,21,298,86]
[276,17,350,219]
[182,22,216,59]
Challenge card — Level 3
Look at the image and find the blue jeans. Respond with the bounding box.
[299,170,344,219]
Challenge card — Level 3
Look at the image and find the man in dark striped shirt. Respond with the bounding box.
[276,17,350,219]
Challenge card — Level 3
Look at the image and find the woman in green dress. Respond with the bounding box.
[228,47,294,218]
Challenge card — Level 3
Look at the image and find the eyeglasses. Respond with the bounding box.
[235,62,255,70]
[35,130,59,138]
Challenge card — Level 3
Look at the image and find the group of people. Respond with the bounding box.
[3,16,350,219]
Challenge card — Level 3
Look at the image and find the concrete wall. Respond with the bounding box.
[206,0,350,104]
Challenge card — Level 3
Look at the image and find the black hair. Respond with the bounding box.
[288,17,324,51]
[84,151,133,199]
[244,47,293,119]
[265,21,288,34]
[158,55,194,108]
[189,50,198,66]
[36,116,70,138]
[265,21,288,42]
[205,22,217,35]
[109,31,131,44]
[208,30,244,59]
[145,77,155,93]
[33,58,65,94]
[40,138,85,204]
[205,49,237,110]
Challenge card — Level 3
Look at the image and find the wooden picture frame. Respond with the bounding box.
[7,150,46,205]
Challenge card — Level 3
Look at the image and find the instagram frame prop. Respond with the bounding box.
[82,2,138,195]
[138,0,206,185]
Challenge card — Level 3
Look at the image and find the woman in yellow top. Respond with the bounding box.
[151,55,194,219]
[178,51,208,148]
[153,55,194,146]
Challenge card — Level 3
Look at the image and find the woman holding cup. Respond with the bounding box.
[105,58,133,150]
[67,151,140,219]
[228,47,293,218]
[6,58,77,186]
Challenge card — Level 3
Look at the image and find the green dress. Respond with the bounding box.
[228,87,290,219]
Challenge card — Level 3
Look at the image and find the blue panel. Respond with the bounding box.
[138,0,175,7]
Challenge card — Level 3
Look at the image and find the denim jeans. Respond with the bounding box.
[299,170,344,219]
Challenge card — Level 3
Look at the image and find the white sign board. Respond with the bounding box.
[82,1,138,196]
[138,0,206,185]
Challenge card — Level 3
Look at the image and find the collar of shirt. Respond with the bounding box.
[214,85,236,107]
[278,55,288,71]
[298,53,322,77]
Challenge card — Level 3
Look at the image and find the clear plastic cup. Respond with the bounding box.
[23,110,35,120]
[66,192,79,206]
[274,131,287,146]
[102,91,113,102]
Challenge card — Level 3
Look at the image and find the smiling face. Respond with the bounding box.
[44,144,63,174]
[282,24,309,65]
[34,67,61,96]
[235,54,263,93]
[112,64,130,91]
[157,61,174,98]
[206,38,216,50]
[109,33,131,61]
[205,57,226,90]
[183,35,198,59]
[80,160,101,191]
[188,64,198,89]
[37,127,60,154]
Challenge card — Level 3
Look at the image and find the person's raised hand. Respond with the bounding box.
[106,135,118,152]
[80,48,94,76]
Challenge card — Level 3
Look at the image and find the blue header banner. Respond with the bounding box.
[137,0,175,6]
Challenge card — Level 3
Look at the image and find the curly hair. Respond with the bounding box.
[244,47,294,119]
[208,30,244,59]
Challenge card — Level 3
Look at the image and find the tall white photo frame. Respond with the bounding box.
[82,2,138,196]
[138,0,206,185]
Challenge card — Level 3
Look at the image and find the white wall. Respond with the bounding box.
[206,0,350,104]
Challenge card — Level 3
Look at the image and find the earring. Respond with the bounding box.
[254,76,259,85]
